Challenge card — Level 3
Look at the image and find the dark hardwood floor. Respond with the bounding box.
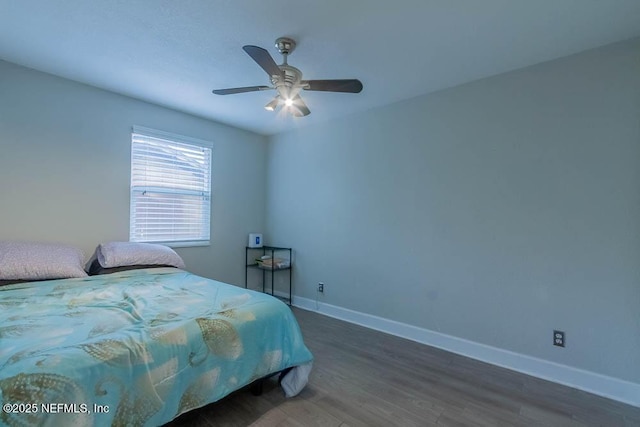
[167,307,640,426]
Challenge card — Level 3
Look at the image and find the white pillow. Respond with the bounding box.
[95,242,185,269]
[0,241,88,280]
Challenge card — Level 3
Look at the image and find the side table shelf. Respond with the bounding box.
[245,246,292,305]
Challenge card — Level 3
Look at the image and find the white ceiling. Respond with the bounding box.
[1,1,640,136]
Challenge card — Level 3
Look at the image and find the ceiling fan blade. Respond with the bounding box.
[212,86,271,95]
[302,79,363,93]
[242,45,284,79]
[291,95,310,117]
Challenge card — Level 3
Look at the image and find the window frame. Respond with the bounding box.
[129,125,213,248]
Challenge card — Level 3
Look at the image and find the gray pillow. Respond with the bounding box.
[0,241,88,281]
[94,242,185,269]
[87,258,177,275]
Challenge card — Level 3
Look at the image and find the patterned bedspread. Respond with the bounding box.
[0,268,313,426]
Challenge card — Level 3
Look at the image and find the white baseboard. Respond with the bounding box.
[292,296,640,408]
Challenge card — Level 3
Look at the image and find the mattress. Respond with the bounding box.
[0,268,313,426]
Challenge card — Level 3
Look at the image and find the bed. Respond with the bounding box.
[0,242,313,427]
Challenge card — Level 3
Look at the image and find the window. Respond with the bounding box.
[130,126,212,246]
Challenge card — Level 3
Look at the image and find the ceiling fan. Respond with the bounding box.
[212,37,363,117]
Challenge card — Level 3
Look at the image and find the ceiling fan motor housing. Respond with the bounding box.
[271,64,303,98]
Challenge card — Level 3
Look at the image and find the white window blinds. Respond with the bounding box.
[130,127,212,246]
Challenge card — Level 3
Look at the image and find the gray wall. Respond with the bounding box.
[0,60,267,285]
[266,39,640,383]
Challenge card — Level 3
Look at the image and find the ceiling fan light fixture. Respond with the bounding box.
[264,97,280,111]
[284,98,294,107]
[289,105,304,117]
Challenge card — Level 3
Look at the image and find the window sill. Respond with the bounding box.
[133,240,210,248]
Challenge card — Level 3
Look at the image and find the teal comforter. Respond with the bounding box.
[0,268,313,426]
